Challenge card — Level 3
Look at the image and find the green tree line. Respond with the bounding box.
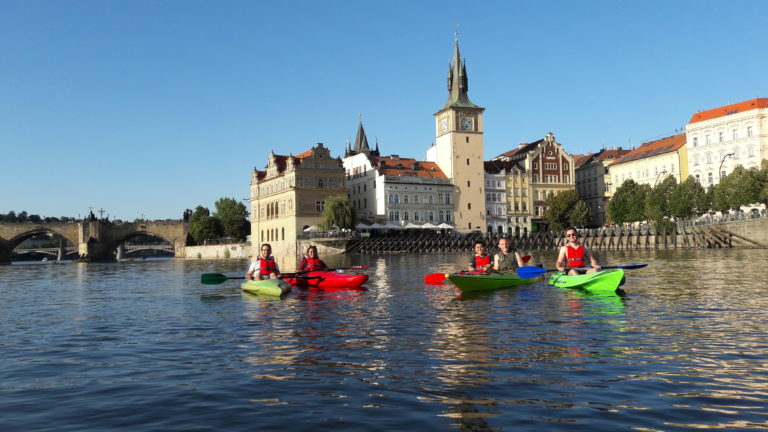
[544,161,768,231]
[187,198,250,244]
[0,211,77,223]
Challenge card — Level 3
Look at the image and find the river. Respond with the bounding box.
[1,249,767,431]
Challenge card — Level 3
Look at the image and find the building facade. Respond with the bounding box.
[426,36,486,232]
[686,98,768,186]
[484,161,507,234]
[249,143,346,257]
[608,134,688,188]
[493,132,575,231]
[574,148,630,226]
[343,122,454,226]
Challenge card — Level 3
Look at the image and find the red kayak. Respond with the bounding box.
[281,270,369,289]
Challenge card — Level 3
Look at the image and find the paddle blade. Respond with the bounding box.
[424,273,448,284]
[522,255,531,263]
[201,273,230,284]
[615,263,648,270]
[516,266,549,279]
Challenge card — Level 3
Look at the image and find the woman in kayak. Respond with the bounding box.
[468,240,493,272]
[298,245,328,272]
[245,243,281,280]
[493,237,526,271]
[556,227,601,275]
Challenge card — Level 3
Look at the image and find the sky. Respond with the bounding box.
[2,0,767,221]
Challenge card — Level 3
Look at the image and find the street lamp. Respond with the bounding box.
[719,152,735,183]
[654,170,668,186]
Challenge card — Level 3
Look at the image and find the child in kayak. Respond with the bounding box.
[468,240,493,272]
[298,245,328,272]
[556,227,601,275]
[494,237,526,271]
[246,243,281,280]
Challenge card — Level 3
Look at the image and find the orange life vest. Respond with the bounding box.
[565,244,585,267]
[304,257,323,272]
[473,254,491,268]
[259,257,277,276]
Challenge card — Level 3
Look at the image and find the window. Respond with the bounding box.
[438,193,444,204]
[445,195,451,205]
[316,201,325,212]
[747,126,753,137]
[732,129,738,140]
[693,137,698,147]
[428,211,434,221]
[445,213,451,222]
[438,211,444,222]
[403,195,408,204]
[318,178,324,188]
[708,172,713,184]
[721,170,727,179]
[414,212,419,221]
[706,135,711,145]
[468,203,472,210]
[414,195,419,204]
[748,146,755,157]
[706,153,712,164]
[718,132,724,142]
[694,155,699,166]
[467,158,470,165]
[467,181,471,187]
[533,162,538,169]
[695,174,700,183]
[522,203,527,212]
[364,198,367,208]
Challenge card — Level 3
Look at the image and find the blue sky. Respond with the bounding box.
[2,1,766,220]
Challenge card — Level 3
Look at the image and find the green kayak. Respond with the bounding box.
[548,269,625,293]
[447,272,537,292]
[241,279,292,297]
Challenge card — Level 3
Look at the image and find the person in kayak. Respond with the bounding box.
[245,243,281,280]
[493,237,526,271]
[468,240,493,272]
[556,227,601,275]
[298,245,328,272]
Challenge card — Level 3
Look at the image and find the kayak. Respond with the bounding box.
[548,269,625,293]
[280,270,369,289]
[447,271,537,292]
[241,279,292,296]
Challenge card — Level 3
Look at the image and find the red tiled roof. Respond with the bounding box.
[689,98,768,124]
[610,134,686,166]
[371,156,447,178]
[572,154,592,168]
[294,149,313,159]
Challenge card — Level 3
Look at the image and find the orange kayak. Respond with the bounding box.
[281,270,369,289]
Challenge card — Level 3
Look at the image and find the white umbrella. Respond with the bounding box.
[368,223,385,229]
[437,223,454,229]
[404,222,421,229]
[384,222,405,230]
[303,225,320,232]
[355,223,370,230]
[422,222,439,229]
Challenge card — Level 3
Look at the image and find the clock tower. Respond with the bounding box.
[433,35,486,233]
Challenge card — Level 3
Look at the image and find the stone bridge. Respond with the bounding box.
[0,220,189,263]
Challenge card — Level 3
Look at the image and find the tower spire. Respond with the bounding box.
[353,115,371,155]
[443,32,478,109]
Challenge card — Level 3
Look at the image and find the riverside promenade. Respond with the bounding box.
[335,214,768,254]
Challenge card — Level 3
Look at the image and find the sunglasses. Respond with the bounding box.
[566,233,578,237]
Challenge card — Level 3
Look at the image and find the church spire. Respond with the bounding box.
[443,32,479,109]
[353,115,372,155]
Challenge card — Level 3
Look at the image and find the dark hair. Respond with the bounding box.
[474,240,485,247]
[565,227,578,235]
[261,243,272,250]
[306,245,318,255]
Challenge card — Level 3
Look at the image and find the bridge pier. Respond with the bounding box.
[0,240,11,264]
[116,244,125,260]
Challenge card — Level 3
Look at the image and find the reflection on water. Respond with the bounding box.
[0,250,767,431]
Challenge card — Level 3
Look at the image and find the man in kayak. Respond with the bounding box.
[298,245,328,272]
[493,237,526,271]
[468,240,493,272]
[245,243,281,280]
[556,227,601,275]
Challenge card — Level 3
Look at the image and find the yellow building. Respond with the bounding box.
[249,143,346,261]
[608,134,688,188]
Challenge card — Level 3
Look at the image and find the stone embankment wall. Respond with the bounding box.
[184,243,251,259]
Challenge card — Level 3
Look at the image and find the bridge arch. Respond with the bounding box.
[4,226,79,252]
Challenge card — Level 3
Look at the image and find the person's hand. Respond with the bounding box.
[593,264,601,270]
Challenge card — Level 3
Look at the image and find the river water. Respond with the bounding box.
[1,249,767,431]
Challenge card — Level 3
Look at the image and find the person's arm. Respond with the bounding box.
[556,247,567,272]
[493,254,501,270]
[468,255,476,271]
[586,246,601,269]
[298,258,308,272]
[245,262,256,280]
[514,251,525,268]
[272,261,281,278]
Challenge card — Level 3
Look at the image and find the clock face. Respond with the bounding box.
[440,118,448,133]
[460,116,473,131]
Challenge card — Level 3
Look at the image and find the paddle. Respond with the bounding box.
[200,272,322,285]
[424,255,532,284]
[516,263,648,279]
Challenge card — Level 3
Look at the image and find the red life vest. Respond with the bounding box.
[565,244,585,267]
[258,257,277,277]
[474,254,491,268]
[304,257,323,272]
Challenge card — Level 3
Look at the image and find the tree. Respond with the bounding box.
[213,197,249,241]
[714,166,761,212]
[319,196,355,230]
[608,180,650,224]
[568,200,592,228]
[670,176,707,218]
[189,205,223,244]
[645,175,677,221]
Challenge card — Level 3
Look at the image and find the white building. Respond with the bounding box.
[343,122,454,226]
[686,98,768,186]
[608,134,688,188]
[484,161,507,234]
